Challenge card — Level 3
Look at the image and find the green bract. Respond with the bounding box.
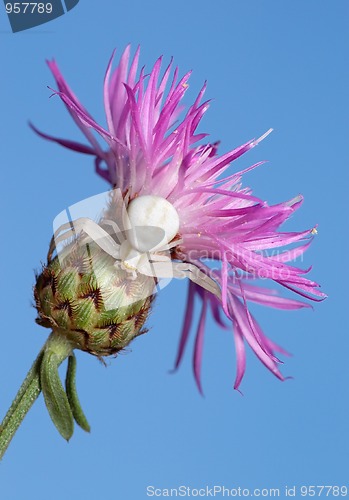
[34,239,155,357]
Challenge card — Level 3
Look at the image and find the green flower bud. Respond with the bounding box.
[34,239,155,357]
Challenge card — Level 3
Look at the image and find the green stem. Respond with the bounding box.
[0,332,73,460]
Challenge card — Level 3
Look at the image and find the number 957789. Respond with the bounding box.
[5,3,53,14]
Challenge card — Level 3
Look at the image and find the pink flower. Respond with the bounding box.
[32,46,326,392]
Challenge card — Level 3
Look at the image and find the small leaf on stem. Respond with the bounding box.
[65,354,91,433]
[40,349,74,441]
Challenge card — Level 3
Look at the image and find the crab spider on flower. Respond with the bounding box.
[49,189,222,304]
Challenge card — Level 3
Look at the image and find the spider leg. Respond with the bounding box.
[173,262,221,299]
[50,217,121,261]
[156,238,184,252]
[134,256,174,279]
[102,218,125,244]
[48,219,83,262]
[135,258,221,299]
[149,253,171,263]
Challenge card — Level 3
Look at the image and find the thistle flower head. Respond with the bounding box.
[33,45,326,391]
[35,235,154,357]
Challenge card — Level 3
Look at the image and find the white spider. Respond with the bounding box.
[50,191,221,300]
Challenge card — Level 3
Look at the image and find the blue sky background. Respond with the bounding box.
[0,1,348,498]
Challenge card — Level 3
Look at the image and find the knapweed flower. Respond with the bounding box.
[33,45,326,393]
